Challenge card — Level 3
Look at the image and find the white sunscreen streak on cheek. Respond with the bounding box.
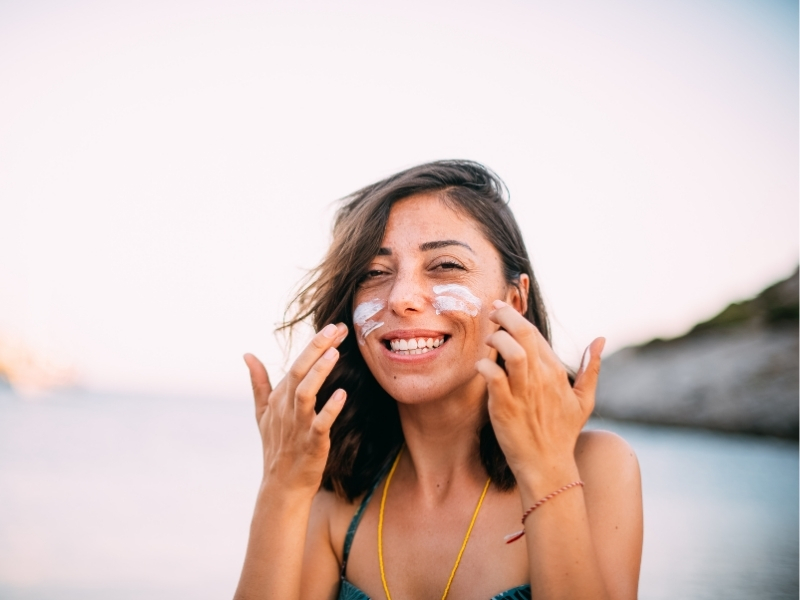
[360,321,383,340]
[431,284,482,317]
[353,299,384,326]
[353,299,385,344]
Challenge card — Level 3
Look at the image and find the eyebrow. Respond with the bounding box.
[377,240,474,255]
[420,240,474,253]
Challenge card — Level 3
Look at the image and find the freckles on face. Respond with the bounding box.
[352,194,509,393]
[353,298,385,344]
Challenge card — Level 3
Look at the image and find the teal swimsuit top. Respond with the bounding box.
[337,468,531,600]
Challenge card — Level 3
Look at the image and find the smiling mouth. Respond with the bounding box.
[384,336,448,355]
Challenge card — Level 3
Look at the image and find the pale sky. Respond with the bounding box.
[0,0,797,396]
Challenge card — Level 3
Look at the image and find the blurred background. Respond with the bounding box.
[0,1,797,599]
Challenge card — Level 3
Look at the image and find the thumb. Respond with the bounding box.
[244,353,272,421]
[573,337,606,407]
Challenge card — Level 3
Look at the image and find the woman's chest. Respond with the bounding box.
[338,489,529,600]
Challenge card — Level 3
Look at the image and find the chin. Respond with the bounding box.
[375,370,485,407]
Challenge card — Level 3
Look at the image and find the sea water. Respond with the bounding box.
[0,390,796,600]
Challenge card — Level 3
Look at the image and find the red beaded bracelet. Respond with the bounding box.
[504,481,585,544]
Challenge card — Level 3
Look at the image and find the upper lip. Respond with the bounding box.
[380,329,449,341]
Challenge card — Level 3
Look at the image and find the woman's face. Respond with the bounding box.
[352,192,524,406]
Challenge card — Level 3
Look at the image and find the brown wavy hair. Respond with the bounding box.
[282,160,551,501]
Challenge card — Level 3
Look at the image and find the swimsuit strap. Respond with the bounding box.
[340,453,400,579]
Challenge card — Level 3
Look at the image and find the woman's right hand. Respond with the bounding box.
[244,322,349,494]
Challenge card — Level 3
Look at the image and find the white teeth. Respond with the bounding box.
[389,337,446,354]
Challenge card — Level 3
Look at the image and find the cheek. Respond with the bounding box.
[431,284,482,318]
[352,298,386,344]
[431,285,496,351]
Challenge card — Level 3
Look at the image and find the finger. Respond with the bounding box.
[573,337,606,412]
[310,388,347,440]
[475,357,512,409]
[490,300,545,382]
[334,326,349,345]
[294,346,341,416]
[485,329,529,396]
[244,353,272,421]
[495,299,568,367]
[489,300,543,371]
[490,300,539,348]
[286,323,347,390]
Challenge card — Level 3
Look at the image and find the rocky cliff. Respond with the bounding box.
[595,269,799,438]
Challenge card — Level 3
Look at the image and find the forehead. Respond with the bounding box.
[382,192,489,248]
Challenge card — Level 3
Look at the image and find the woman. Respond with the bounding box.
[234,161,643,600]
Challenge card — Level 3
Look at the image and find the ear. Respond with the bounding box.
[504,273,530,315]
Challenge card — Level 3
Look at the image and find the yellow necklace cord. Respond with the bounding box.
[377,446,493,600]
[440,475,492,599]
[378,447,404,600]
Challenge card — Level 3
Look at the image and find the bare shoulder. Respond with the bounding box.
[575,430,643,599]
[308,487,362,564]
[310,486,343,516]
[575,429,640,482]
[305,488,341,559]
[574,429,643,515]
[302,488,360,599]
[576,427,636,454]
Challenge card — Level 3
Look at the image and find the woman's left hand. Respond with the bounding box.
[475,299,605,488]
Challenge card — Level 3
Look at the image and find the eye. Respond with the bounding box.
[432,259,465,271]
[358,268,388,284]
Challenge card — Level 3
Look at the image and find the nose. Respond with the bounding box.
[386,267,429,317]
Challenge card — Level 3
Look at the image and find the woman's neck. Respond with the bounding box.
[394,376,489,501]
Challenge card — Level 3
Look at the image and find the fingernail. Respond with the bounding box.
[331,389,346,403]
[322,324,338,338]
[323,347,338,360]
[492,299,507,309]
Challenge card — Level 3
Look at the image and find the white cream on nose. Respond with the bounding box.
[353,299,385,343]
[432,284,481,317]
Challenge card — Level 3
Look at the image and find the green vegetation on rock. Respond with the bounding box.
[691,267,798,333]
